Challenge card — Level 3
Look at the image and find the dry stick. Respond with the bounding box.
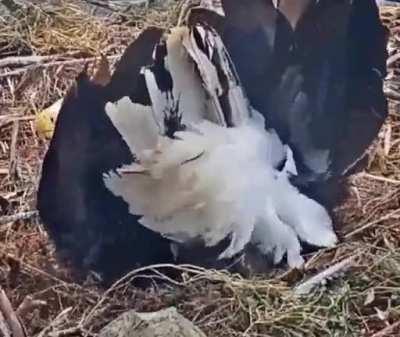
[387,52,400,68]
[0,115,36,128]
[48,326,82,337]
[0,249,100,303]
[8,120,19,176]
[36,307,73,337]
[0,288,26,337]
[0,211,38,225]
[371,320,400,337]
[0,115,35,129]
[0,55,121,78]
[359,172,400,185]
[384,87,400,101]
[81,264,210,326]
[383,122,392,156]
[0,55,65,68]
[16,296,47,318]
[294,256,356,295]
[345,208,400,239]
[14,67,43,98]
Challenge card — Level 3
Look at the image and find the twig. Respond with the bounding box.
[359,172,400,185]
[0,211,38,225]
[0,55,121,78]
[387,52,400,68]
[81,264,212,326]
[8,120,19,176]
[384,86,400,101]
[14,68,43,98]
[294,256,356,295]
[345,209,400,239]
[0,287,26,337]
[0,115,35,129]
[371,320,400,337]
[383,123,392,156]
[48,326,82,337]
[16,295,47,318]
[36,307,73,337]
[0,250,100,303]
[0,55,65,68]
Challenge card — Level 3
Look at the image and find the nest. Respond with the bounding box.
[0,1,400,337]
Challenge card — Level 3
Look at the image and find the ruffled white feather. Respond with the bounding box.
[103,24,337,267]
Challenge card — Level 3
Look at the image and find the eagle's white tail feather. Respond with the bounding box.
[250,151,335,269]
[104,100,271,252]
[105,97,158,155]
[272,175,338,248]
[252,203,305,269]
[103,23,338,266]
[104,99,209,218]
[104,95,337,263]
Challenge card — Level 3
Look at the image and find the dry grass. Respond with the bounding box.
[1,1,400,337]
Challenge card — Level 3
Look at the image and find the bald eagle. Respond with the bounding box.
[37,0,388,284]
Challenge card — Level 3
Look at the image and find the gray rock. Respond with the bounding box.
[99,307,207,337]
